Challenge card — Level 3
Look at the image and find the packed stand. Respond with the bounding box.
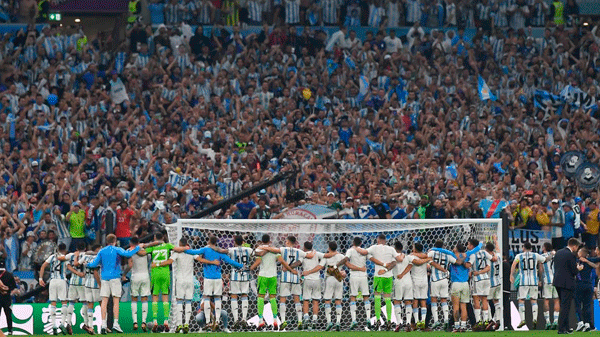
[146,0,583,29]
[0,3,595,281]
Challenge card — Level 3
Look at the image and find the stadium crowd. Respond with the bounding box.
[0,0,595,285]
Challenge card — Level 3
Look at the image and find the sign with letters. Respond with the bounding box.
[508,229,552,258]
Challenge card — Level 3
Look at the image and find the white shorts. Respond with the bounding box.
[203,279,223,297]
[412,282,428,300]
[100,279,122,298]
[518,285,538,300]
[489,285,502,301]
[430,279,449,299]
[85,288,101,303]
[543,284,558,299]
[349,276,370,297]
[323,277,343,300]
[68,285,86,302]
[303,279,321,301]
[175,281,194,300]
[230,281,250,295]
[130,274,151,297]
[451,282,470,303]
[49,279,67,302]
[394,279,413,301]
[473,280,491,297]
[279,282,302,297]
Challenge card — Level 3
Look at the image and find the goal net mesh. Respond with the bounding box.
[165,219,501,332]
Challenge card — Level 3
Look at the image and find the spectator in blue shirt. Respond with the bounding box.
[563,203,575,240]
[235,196,256,219]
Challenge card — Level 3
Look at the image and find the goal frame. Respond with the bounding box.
[168,218,504,331]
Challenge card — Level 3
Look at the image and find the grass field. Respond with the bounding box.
[104,332,587,336]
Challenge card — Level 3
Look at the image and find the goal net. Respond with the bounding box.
[165,218,502,332]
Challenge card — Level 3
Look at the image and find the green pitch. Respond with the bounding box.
[97,332,588,337]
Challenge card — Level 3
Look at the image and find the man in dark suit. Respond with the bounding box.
[553,238,580,334]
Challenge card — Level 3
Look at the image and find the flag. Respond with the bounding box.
[344,54,356,70]
[327,59,338,76]
[365,137,382,152]
[478,75,497,101]
[560,85,596,110]
[357,75,369,102]
[534,90,563,115]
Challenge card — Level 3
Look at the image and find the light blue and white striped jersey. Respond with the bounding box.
[280,247,306,284]
[489,252,502,287]
[45,254,68,280]
[515,251,546,286]
[284,0,300,24]
[228,246,253,282]
[469,250,492,282]
[321,0,340,24]
[247,0,262,22]
[542,252,554,285]
[428,250,456,282]
[81,253,99,289]
[68,252,85,286]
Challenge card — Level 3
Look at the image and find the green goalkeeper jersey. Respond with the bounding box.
[146,242,175,276]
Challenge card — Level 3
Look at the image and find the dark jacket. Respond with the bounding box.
[0,269,16,303]
[553,247,578,290]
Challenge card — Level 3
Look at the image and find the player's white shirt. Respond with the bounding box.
[280,247,306,283]
[256,247,279,278]
[345,247,367,278]
[302,250,324,281]
[319,252,346,279]
[489,252,502,287]
[393,253,414,283]
[541,252,554,285]
[367,244,398,278]
[514,251,546,286]
[68,252,85,286]
[428,250,457,282]
[171,252,197,283]
[46,253,67,280]
[228,246,253,282]
[469,250,493,282]
[80,253,99,289]
[409,254,428,283]
[131,253,150,277]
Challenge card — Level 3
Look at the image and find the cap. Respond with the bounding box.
[574,197,583,203]
[346,197,354,202]
[173,203,181,207]
[551,199,559,204]
[204,130,212,139]
[71,201,80,207]
[562,202,572,208]
[31,161,39,167]
[327,192,335,197]
[160,191,166,196]
[26,231,36,238]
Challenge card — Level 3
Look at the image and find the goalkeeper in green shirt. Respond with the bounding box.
[138,232,188,332]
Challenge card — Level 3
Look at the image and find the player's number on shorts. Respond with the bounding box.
[494,263,500,276]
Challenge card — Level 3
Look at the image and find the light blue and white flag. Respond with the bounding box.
[478,75,497,101]
[357,75,369,102]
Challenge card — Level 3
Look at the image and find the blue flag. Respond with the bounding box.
[478,75,497,101]
[344,55,356,70]
[365,137,382,152]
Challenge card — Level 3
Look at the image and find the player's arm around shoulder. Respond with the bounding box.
[195,255,219,265]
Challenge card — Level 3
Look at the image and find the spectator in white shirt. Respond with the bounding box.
[344,30,362,50]
[384,30,403,54]
[325,25,347,52]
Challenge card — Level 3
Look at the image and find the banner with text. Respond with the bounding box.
[508,229,552,258]
[0,303,170,335]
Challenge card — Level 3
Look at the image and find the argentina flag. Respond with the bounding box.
[534,90,564,115]
[478,75,497,101]
[560,85,596,111]
[357,75,369,102]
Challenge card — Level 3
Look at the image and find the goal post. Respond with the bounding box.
[166,218,503,332]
